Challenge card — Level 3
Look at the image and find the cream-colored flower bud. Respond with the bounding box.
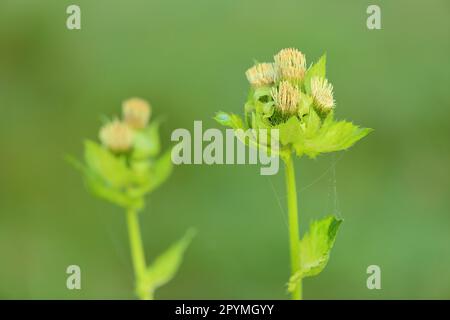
[122,98,151,129]
[245,63,277,87]
[274,48,307,82]
[99,120,134,153]
[311,77,335,111]
[271,81,300,115]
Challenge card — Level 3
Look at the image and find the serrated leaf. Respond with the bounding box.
[253,86,272,101]
[288,216,342,293]
[84,140,132,188]
[144,229,196,293]
[299,114,373,158]
[304,54,327,94]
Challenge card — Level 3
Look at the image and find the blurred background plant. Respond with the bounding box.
[67,98,194,299]
[0,0,449,299]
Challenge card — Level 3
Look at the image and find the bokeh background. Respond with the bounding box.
[1,0,449,299]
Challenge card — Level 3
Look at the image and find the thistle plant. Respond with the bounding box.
[215,48,372,299]
[68,98,194,300]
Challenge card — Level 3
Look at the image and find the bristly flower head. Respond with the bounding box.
[271,81,300,115]
[274,48,306,82]
[122,98,151,129]
[245,63,277,87]
[311,77,335,112]
[99,119,134,153]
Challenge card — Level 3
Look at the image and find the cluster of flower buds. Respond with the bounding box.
[99,98,151,152]
[310,77,335,112]
[274,48,307,83]
[271,81,300,116]
[245,48,335,117]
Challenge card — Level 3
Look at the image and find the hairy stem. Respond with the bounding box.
[126,209,151,300]
[284,153,302,300]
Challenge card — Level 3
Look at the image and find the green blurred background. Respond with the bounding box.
[1,0,449,299]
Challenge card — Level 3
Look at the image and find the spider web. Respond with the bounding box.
[328,153,343,219]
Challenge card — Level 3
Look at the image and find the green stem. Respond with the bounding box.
[126,209,151,300]
[284,153,302,300]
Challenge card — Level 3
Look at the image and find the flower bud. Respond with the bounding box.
[245,63,277,87]
[99,120,134,153]
[274,48,306,82]
[271,81,300,115]
[311,77,335,112]
[122,98,151,129]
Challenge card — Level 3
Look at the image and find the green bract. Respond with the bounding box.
[67,120,172,210]
[141,229,196,297]
[216,48,372,299]
[216,53,372,160]
[67,100,193,300]
[288,216,342,293]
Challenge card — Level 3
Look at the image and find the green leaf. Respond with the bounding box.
[254,100,275,119]
[144,229,196,293]
[216,111,283,157]
[304,54,327,94]
[127,149,173,198]
[68,154,143,209]
[288,216,342,293]
[253,86,272,101]
[132,120,161,160]
[129,159,152,185]
[65,154,87,174]
[303,107,321,138]
[67,149,143,209]
[298,93,313,118]
[85,171,143,209]
[84,140,131,188]
[252,106,272,129]
[214,112,245,130]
